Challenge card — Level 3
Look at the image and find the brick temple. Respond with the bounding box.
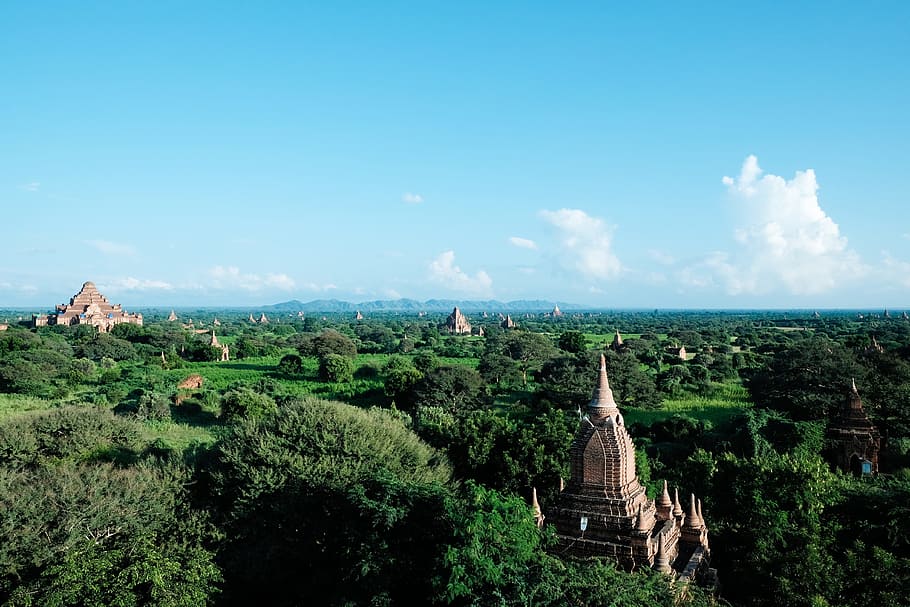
[827,379,881,475]
[548,354,714,583]
[33,281,142,332]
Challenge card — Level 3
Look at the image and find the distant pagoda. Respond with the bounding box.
[444,307,471,335]
[33,281,142,333]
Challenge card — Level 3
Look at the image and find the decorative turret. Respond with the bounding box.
[653,533,672,574]
[656,480,673,521]
[635,502,651,532]
[532,487,545,529]
[685,494,702,529]
[672,487,684,518]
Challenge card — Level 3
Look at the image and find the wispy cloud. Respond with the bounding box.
[648,249,676,266]
[19,181,40,192]
[881,253,910,288]
[428,250,493,295]
[539,208,622,279]
[85,239,136,256]
[402,192,424,204]
[209,266,296,291]
[99,277,174,291]
[302,282,338,292]
[509,236,538,250]
[692,155,865,295]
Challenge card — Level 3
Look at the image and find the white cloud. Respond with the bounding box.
[683,155,864,295]
[85,239,136,256]
[539,208,622,279]
[100,277,174,291]
[303,282,338,292]
[209,266,296,291]
[509,236,538,250]
[19,181,40,192]
[402,192,424,204]
[428,250,493,295]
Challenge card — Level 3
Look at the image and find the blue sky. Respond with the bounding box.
[2,2,909,309]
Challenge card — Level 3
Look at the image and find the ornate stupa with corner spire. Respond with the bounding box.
[826,379,881,475]
[547,354,714,583]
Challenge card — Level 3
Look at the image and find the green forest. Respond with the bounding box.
[1,308,909,606]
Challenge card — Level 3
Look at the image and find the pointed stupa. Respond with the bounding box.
[656,480,673,520]
[635,502,651,531]
[672,487,684,518]
[611,329,624,350]
[685,493,702,529]
[210,330,220,347]
[697,499,707,531]
[213,317,221,326]
[653,532,672,574]
[249,313,256,323]
[588,353,619,419]
[259,313,269,324]
[531,487,545,529]
[167,310,178,322]
[559,476,565,492]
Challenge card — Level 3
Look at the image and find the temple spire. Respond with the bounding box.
[588,353,618,414]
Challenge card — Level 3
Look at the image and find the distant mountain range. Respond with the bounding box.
[264,298,581,314]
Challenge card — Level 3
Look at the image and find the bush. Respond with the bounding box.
[319,353,354,383]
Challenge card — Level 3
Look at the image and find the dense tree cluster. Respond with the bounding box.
[0,309,909,605]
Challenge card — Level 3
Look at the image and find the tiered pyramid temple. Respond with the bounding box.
[827,379,881,475]
[444,306,472,334]
[548,354,714,583]
[33,281,142,332]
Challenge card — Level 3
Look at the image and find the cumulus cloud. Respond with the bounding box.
[99,277,174,291]
[539,208,622,279]
[209,266,296,291]
[428,250,493,295]
[85,240,136,256]
[685,155,864,295]
[509,236,538,250]
[402,192,424,204]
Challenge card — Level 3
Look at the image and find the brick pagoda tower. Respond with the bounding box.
[548,354,713,581]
